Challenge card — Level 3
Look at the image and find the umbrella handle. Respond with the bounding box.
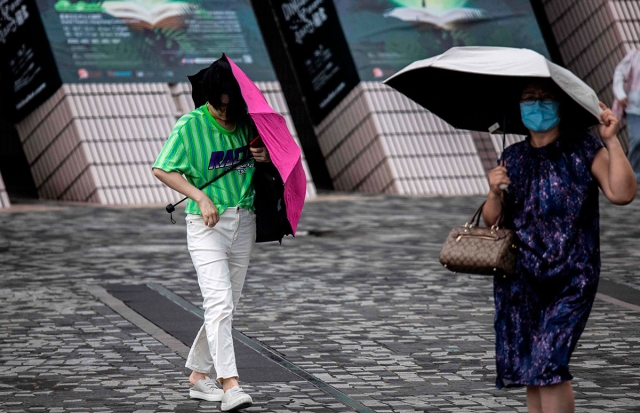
[166,203,178,224]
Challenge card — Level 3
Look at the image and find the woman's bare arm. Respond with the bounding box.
[482,161,510,227]
[591,103,637,205]
[152,169,220,227]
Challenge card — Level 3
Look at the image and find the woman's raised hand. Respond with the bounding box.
[488,160,510,196]
[598,101,619,141]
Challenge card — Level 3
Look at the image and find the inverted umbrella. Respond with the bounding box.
[384,46,602,135]
[187,54,306,236]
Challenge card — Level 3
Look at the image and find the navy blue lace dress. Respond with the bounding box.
[494,131,604,388]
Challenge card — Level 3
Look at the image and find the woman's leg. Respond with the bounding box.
[526,386,542,413]
[539,381,574,413]
[185,325,215,384]
[185,212,238,383]
[218,208,256,391]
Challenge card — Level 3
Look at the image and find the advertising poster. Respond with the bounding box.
[334,0,550,81]
[0,0,61,121]
[272,0,359,125]
[35,0,276,82]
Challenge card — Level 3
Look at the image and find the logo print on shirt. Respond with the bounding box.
[208,145,252,174]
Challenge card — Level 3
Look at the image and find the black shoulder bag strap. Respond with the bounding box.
[165,160,246,224]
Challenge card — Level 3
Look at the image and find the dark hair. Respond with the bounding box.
[202,59,245,120]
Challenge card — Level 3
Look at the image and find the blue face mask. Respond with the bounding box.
[520,100,560,132]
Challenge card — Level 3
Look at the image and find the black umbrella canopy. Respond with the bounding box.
[384,67,600,136]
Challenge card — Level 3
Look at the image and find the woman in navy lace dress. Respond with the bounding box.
[482,79,636,413]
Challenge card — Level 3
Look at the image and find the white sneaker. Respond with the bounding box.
[189,377,224,402]
[221,386,253,411]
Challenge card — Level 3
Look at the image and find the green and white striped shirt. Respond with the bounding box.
[153,104,256,215]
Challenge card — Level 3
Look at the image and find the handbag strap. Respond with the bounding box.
[467,200,506,229]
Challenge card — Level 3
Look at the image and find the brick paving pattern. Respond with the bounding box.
[1,194,639,412]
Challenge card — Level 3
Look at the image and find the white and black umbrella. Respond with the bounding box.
[384,46,602,135]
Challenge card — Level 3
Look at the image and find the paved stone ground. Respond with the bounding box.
[1,193,639,412]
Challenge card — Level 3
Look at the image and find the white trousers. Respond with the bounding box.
[184,207,256,380]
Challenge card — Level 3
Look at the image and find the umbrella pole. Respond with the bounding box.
[499,113,509,192]
[502,113,507,159]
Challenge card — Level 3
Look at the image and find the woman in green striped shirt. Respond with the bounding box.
[152,60,269,411]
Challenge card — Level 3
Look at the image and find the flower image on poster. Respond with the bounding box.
[334,0,550,81]
[35,0,276,82]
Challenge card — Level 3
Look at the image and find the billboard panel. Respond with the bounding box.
[334,0,550,81]
[35,0,276,82]
[271,0,359,125]
[0,0,61,121]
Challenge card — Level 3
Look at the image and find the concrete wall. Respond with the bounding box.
[314,82,489,196]
[0,173,9,208]
[541,0,640,148]
[542,0,639,102]
[15,82,316,204]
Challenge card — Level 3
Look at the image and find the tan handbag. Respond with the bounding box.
[439,202,518,277]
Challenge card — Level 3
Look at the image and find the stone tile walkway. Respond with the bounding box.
[0,194,639,412]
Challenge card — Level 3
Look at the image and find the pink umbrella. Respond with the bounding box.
[186,55,306,235]
[226,57,306,235]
